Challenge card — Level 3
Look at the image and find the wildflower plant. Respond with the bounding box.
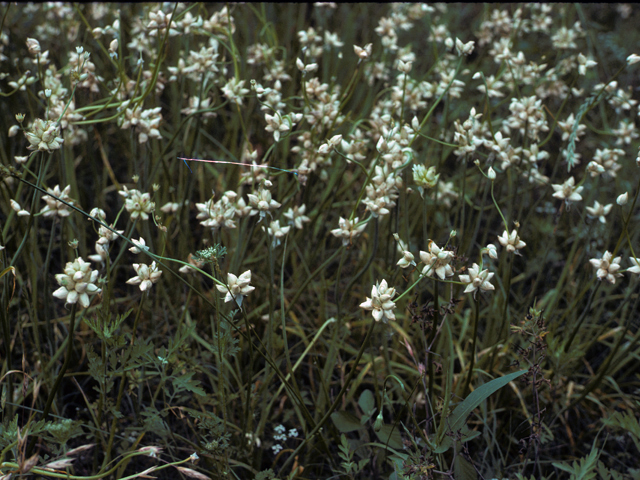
[2,4,640,480]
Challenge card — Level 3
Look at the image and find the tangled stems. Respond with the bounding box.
[1,452,197,480]
[462,295,480,397]
[25,304,78,457]
[100,295,146,472]
[278,319,377,477]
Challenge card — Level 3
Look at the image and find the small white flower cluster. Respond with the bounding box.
[195,191,239,231]
[87,208,124,265]
[271,424,298,455]
[25,118,63,152]
[419,241,455,280]
[331,217,368,247]
[127,262,162,292]
[587,148,625,178]
[119,186,155,221]
[117,102,163,144]
[264,112,303,143]
[393,235,501,298]
[359,279,397,323]
[265,220,290,248]
[363,163,401,218]
[53,257,102,308]
[589,252,640,284]
[247,182,282,219]
[40,184,74,218]
[216,270,255,309]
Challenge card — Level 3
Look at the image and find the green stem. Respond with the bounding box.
[278,319,377,476]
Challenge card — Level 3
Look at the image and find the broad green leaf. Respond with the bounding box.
[375,423,403,449]
[435,369,527,452]
[358,389,375,415]
[454,454,478,480]
[331,411,364,433]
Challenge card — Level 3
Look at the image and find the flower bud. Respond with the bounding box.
[373,410,384,432]
[617,192,629,205]
[8,125,20,137]
[488,167,496,180]
[397,60,412,73]
[627,53,640,65]
[26,38,41,55]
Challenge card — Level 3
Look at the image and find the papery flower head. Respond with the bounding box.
[40,184,74,217]
[216,270,255,308]
[413,164,439,197]
[419,241,454,280]
[589,251,622,284]
[122,189,155,221]
[25,118,63,152]
[551,176,583,203]
[330,216,367,247]
[53,257,101,308]
[585,201,612,224]
[127,261,162,291]
[359,279,396,323]
[497,229,526,254]
[459,263,495,297]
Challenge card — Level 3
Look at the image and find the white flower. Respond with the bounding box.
[216,270,255,308]
[247,186,281,218]
[41,184,74,217]
[627,53,640,65]
[589,251,622,284]
[455,38,475,56]
[10,199,30,216]
[419,241,454,280]
[353,43,372,60]
[617,192,629,205]
[283,205,310,229]
[459,263,495,296]
[25,118,63,152]
[585,201,613,224]
[127,262,162,291]
[484,244,498,259]
[129,237,149,254]
[497,229,526,253]
[331,216,367,246]
[53,257,101,308]
[577,53,597,75]
[628,257,640,275]
[265,220,290,247]
[123,189,155,221]
[551,176,583,203]
[359,279,396,323]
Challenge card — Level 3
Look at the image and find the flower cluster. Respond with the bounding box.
[25,118,63,152]
[216,270,255,308]
[127,262,162,292]
[359,279,397,323]
[53,257,102,308]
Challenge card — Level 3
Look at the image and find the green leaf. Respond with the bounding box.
[255,469,275,480]
[435,369,527,452]
[172,371,207,397]
[331,411,364,433]
[375,423,403,449]
[358,389,375,415]
[454,454,477,480]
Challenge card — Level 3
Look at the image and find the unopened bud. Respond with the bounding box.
[617,192,629,205]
